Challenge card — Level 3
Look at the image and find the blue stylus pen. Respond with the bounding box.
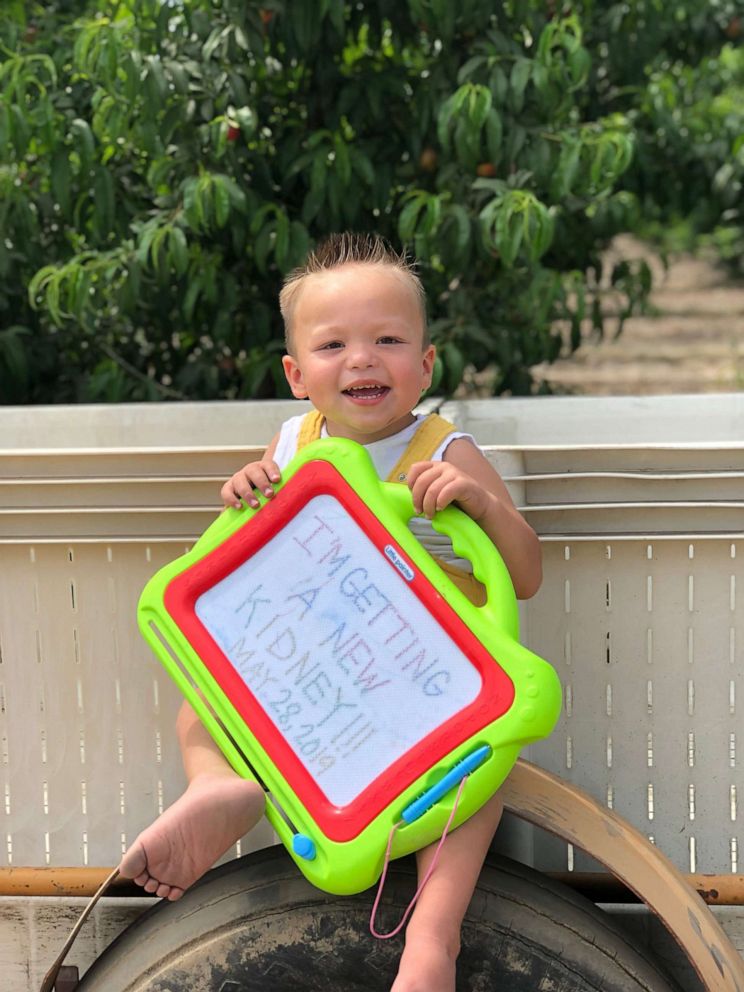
[400,744,492,824]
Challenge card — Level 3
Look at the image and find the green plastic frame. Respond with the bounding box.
[138,438,561,894]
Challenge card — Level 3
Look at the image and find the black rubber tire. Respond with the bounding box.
[78,847,680,991]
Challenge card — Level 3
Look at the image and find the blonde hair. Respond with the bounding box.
[279,232,429,352]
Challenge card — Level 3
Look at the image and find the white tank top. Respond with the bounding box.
[273,414,478,571]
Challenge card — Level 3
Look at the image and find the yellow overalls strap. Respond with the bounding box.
[296,410,325,449]
[384,414,458,482]
[295,411,456,473]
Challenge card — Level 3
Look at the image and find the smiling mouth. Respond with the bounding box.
[342,384,390,401]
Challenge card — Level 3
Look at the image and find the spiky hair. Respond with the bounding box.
[279,232,428,352]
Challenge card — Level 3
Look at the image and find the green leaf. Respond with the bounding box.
[568,47,591,89]
[135,218,159,266]
[70,119,95,174]
[28,265,58,319]
[274,210,291,271]
[398,192,428,242]
[51,148,72,217]
[509,58,532,114]
[473,177,507,195]
[445,203,471,265]
[183,276,203,322]
[233,105,257,138]
[490,64,509,105]
[254,221,273,275]
[326,172,341,223]
[454,116,479,171]
[203,26,228,61]
[496,201,523,267]
[144,55,168,110]
[0,325,29,386]
[3,0,25,27]
[302,184,325,225]
[151,226,171,277]
[167,60,189,97]
[351,149,375,187]
[220,175,248,212]
[72,269,93,317]
[552,137,581,199]
[328,0,345,35]
[249,203,274,237]
[289,221,310,268]
[10,104,30,155]
[458,56,488,85]
[182,177,206,231]
[93,167,115,239]
[310,152,328,196]
[0,104,9,154]
[423,195,442,235]
[168,227,189,275]
[292,0,321,52]
[504,124,526,165]
[484,108,503,163]
[437,85,469,153]
[333,135,352,186]
[213,178,231,227]
[468,85,492,131]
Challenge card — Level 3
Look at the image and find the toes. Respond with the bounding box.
[143,876,161,894]
[131,870,183,901]
[118,841,147,880]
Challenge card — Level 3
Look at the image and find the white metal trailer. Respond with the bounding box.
[2,395,743,991]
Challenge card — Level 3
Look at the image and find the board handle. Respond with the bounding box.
[380,482,519,637]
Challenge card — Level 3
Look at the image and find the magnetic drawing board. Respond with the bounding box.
[194,493,483,808]
[138,437,561,895]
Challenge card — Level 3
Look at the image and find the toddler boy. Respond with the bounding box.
[120,232,542,992]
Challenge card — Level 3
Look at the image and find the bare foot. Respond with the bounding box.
[390,930,458,992]
[119,771,265,900]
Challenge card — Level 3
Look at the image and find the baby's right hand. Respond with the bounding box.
[220,459,282,509]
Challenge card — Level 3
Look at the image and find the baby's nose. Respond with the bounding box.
[347,344,376,367]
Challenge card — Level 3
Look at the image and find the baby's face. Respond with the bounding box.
[282,264,435,444]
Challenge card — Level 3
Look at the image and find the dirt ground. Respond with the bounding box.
[529,235,744,396]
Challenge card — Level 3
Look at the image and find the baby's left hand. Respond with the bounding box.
[407,460,491,521]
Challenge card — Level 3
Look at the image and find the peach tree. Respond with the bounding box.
[1,0,739,402]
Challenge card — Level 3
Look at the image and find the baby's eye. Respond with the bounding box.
[319,340,344,350]
[378,336,403,345]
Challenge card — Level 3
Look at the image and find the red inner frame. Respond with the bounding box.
[164,460,515,842]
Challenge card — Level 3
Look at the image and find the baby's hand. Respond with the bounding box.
[407,460,491,521]
[220,459,282,509]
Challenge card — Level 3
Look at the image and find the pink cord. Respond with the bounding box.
[369,775,469,940]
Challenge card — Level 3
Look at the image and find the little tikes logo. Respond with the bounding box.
[384,545,415,581]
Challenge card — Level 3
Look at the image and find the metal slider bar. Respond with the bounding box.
[0,474,227,485]
[0,505,220,515]
[0,444,263,457]
[0,532,741,546]
[481,443,744,452]
[5,866,743,906]
[0,536,199,544]
[519,500,744,512]
[502,470,744,482]
[1,500,741,516]
[538,532,744,542]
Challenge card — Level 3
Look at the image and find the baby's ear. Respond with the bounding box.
[421,343,436,389]
[282,354,308,398]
